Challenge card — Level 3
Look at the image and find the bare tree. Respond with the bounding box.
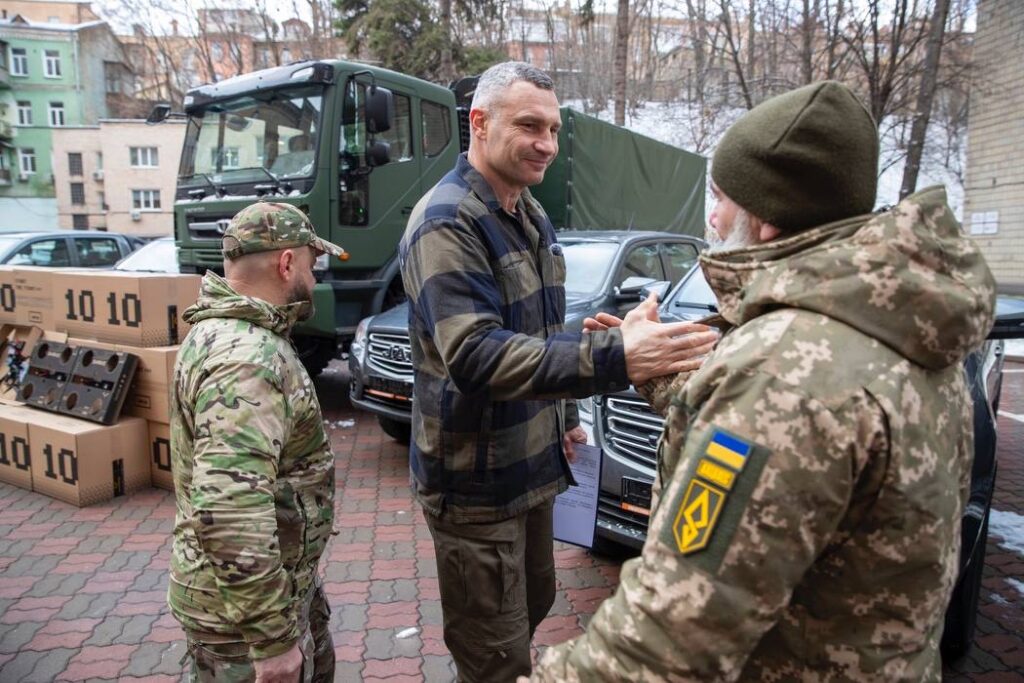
[613,0,631,125]
[899,0,952,198]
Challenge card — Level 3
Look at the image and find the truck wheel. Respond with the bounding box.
[377,416,411,443]
[295,336,336,378]
[941,508,989,662]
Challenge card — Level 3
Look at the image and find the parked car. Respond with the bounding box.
[0,231,140,268]
[348,230,706,442]
[587,262,1024,661]
[113,236,179,273]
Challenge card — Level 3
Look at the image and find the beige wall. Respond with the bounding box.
[51,120,185,236]
[963,0,1024,293]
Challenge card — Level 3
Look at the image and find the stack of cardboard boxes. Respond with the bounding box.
[0,266,200,506]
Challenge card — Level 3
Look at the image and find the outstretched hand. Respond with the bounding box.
[619,294,719,386]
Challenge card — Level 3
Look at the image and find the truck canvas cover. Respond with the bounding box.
[533,107,707,236]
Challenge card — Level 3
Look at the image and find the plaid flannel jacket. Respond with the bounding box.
[399,154,630,522]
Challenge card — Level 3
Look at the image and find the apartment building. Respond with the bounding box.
[0,6,132,230]
[51,119,184,235]
[963,0,1024,293]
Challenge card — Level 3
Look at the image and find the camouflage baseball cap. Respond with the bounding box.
[222,201,345,259]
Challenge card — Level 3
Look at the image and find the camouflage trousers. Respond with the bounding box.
[185,585,334,683]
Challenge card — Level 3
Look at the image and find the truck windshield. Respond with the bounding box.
[179,84,324,189]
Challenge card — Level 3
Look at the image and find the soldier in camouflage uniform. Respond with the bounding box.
[168,202,344,683]
[530,81,996,681]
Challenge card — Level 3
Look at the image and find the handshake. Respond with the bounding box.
[585,292,720,386]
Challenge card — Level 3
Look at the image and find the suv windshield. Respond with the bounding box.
[562,242,619,296]
[179,84,324,189]
[668,265,717,310]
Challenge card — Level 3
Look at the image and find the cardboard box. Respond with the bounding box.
[50,271,201,347]
[0,267,15,325]
[26,412,150,507]
[68,338,177,422]
[0,266,65,329]
[148,421,173,492]
[0,325,68,404]
[0,402,37,490]
[12,267,58,329]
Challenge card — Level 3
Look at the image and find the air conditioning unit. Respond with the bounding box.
[130,209,142,221]
[92,169,104,181]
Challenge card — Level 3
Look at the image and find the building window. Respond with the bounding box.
[72,214,89,230]
[131,189,161,211]
[16,101,31,126]
[18,148,36,175]
[98,191,107,210]
[68,152,83,176]
[96,151,103,170]
[130,146,159,168]
[44,50,61,78]
[48,102,65,127]
[70,182,85,205]
[10,48,27,76]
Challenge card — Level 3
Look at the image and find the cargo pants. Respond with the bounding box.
[184,583,334,683]
[425,499,556,683]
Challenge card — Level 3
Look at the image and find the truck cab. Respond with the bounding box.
[163,60,462,372]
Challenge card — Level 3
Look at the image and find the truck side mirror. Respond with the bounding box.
[146,103,171,125]
[366,86,394,135]
[366,140,391,167]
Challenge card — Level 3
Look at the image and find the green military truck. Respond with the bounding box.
[152,60,706,374]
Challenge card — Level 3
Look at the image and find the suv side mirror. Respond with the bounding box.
[366,86,394,135]
[615,276,656,302]
[640,280,671,302]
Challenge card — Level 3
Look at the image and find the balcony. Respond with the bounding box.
[0,120,12,140]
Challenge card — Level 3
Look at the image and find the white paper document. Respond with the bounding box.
[553,443,602,548]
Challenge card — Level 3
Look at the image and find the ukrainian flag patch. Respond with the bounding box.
[671,428,757,555]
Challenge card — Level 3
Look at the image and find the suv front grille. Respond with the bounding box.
[367,332,413,377]
[601,394,664,469]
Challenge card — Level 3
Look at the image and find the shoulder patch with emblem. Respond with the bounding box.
[671,428,759,555]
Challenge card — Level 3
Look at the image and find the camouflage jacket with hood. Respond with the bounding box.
[532,187,996,681]
[167,272,334,660]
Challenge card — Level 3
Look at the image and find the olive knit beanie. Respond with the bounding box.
[711,81,879,233]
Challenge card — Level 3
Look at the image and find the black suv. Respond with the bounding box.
[588,262,1024,661]
[348,231,705,441]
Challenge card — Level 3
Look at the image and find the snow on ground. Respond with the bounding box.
[989,509,1024,556]
[1007,578,1024,598]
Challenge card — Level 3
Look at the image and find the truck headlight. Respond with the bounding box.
[350,318,370,364]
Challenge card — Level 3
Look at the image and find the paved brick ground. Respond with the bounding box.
[0,360,1020,682]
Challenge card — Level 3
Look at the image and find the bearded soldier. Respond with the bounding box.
[168,202,342,683]
[530,81,996,681]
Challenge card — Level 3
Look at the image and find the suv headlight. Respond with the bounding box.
[577,395,594,416]
[350,318,370,364]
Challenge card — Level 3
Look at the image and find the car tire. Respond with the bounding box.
[378,415,411,444]
[941,507,990,662]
